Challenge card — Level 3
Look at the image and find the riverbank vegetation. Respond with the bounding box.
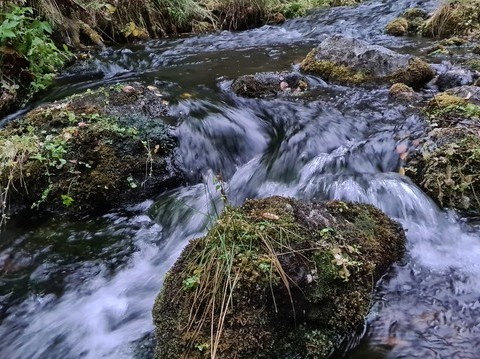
[0,4,71,117]
[0,0,364,118]
[386,0,480,38]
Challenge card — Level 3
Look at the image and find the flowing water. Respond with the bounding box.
[2,0,480,357]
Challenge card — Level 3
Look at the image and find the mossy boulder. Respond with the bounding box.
[299,35,434,88]
[406,92,480,211]
[391,57,435,89]
[406,128,480,211]
[0,83,183,219]
[231,72,309,98]
[389,83,420,102]
[386,8,429,37]
[385,18,409,36]
[153,196,405,358]
[424,92,480,128]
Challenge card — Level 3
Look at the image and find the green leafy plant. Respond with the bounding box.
[0,5,71,99]
[61,194,74,207]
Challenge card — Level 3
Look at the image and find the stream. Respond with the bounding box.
[2,0,480,358]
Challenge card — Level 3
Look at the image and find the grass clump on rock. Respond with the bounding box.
[153,196,405,359]
[422,0,480,38]
[0,83,182,224]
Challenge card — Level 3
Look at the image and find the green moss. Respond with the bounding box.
[153,197,405,359]
[408,129,480,211]
[391,57,435,89]
[424,93,480,127]
[438,37,467,46]
[385,17,409,36]
[464,59,480,71]
[0,83,178,221]
[389,83,414,96]
[299,49,368,85]
[403,8,428,21]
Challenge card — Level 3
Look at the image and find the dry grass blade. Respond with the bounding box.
[181,206,302,358]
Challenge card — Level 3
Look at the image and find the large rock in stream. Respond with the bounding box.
[405,90,480,211]
[300,35,435,88]
[0,83,183,218]
[153,196,405,358]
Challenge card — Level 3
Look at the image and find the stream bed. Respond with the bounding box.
[2,0,480,358]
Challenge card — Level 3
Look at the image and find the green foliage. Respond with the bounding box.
[61,194,74,207]
[0,5,71,98]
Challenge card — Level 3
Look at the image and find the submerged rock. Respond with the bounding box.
[153,196,405,358]
[231,72,308,98]
[299,35,434,88]
[0,83,183,218]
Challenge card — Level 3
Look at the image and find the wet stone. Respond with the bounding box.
[231,72,309,98]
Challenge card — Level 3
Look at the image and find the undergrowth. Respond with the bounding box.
[422,0,480,38]
[0,5,71,101]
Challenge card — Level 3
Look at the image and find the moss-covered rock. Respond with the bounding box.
[385,9,428,37]
[389,83,419,102]
[424,92,480,128]
[231,72,309,98]
[446,85,480,105]
[385,18,409,36]
[299,35,434,88]
[391,57,435,89]
[406,128,480,211]
[0,83,183,219]
[299,50,367,85]
[153,196,405,359]
[406,91,480,211]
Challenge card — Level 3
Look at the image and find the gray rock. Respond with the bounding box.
[231,72,308,98]
[436,67,476,91]
[313,35,411,77]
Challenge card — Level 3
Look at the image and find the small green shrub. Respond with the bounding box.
[0,5,71,99]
